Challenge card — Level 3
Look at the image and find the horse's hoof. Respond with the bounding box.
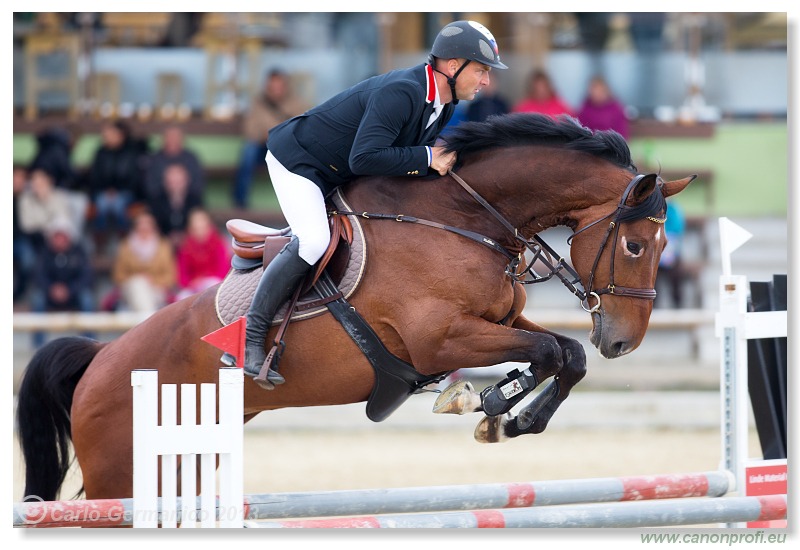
[432,380,480,415]
[474,414,510,444]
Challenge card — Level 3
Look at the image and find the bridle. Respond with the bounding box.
[565,173,666,311]
[446,170,667,313]
[330,170,667,315]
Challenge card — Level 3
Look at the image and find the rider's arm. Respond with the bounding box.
[348,81,432,177]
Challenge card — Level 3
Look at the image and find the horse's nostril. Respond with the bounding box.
[612,341,627,357]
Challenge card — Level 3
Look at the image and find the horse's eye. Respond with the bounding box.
[626,241,641,255]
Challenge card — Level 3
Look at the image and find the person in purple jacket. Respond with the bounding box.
[244,20,508,385]
[577,75,629,139]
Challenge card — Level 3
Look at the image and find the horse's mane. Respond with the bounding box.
[443,113,636,171]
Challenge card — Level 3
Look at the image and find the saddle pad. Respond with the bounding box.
[214,188,367,327]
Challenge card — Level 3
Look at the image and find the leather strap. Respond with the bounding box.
[255,278,306,385]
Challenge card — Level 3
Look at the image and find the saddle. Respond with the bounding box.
[227,213,354,293]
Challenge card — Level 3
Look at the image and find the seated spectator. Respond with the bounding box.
[14,166,35,302]
[30,217,94,347]
[17,168,80,254]
[87,120,146,237]
[175,208,231,301]
[512,69,573,118]
[148,163,202,244]
[29,129,92,234]
[465,75,509,123]
[28,124,79,191]
[233,69,308,208]
[577,75,630,138]
[143,124,205,206]
[111,211,177,312]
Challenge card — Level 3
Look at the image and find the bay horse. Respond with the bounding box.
[16,114,694,502]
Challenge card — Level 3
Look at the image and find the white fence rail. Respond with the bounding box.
[131,368,243,528]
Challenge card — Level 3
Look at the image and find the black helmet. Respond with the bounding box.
[431,20,508,70]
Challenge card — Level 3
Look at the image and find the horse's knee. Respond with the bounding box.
[561,340,587,385]
[531,334,562,377]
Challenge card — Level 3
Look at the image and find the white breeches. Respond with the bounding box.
[266,150,331,265]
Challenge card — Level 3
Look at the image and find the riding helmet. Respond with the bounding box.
[431,20,508,70]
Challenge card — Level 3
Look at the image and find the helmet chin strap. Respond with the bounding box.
[432,59,471,105]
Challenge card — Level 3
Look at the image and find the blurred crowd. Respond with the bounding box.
[13,121,232,323]
[13,69,311,333]
[14,66,691,346]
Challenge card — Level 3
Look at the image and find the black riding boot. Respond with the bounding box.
[243,237,311,385]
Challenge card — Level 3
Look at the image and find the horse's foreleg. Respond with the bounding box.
[410,313,564,417]
[474,315,587,442]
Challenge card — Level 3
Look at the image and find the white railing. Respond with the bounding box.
[131,368,243,528]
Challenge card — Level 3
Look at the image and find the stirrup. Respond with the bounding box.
[254,341,286,390]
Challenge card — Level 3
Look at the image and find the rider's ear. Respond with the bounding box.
[627,173,659,206]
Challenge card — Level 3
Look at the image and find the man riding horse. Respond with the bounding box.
[245,20,509,385]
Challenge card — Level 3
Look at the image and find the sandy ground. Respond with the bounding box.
[14,405,757,501]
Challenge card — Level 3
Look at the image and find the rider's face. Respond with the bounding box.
[455,62,491,101]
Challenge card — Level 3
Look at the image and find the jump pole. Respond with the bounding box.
[247,495,787,529]
[13,470,731,527]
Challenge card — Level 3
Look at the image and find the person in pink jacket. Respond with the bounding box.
[512,69,573,118]
[577,75,630,139]
[175,208,231,300]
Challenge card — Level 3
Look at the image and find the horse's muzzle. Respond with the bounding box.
[589,310,635,359]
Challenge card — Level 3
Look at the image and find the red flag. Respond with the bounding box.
[201,316,246,368]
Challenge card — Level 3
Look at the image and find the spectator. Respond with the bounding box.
[13,166,35,302]
[87,120,146,236]
[512,69,573,118]
[28,125,79,191]
[143,124,205,206]
[577,75,630,138]
[465,75,509,122]
[17,168,79,253]
[111,211,177,312]
[30,217,94,347]
[148,163,202,244]
[656,201,687,308]
[175,208,231,300]
[232,69,308,208]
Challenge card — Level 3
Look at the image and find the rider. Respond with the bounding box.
[244,20,509,386]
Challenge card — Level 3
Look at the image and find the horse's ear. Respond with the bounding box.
[627,173,659,206]
[661,175,697,198]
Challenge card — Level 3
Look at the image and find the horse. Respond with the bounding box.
[16,113,694,502]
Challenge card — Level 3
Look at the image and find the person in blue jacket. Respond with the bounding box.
[244,20,509,386]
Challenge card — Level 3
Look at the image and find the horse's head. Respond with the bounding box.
[569,173,695,358]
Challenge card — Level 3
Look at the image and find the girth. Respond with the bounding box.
[315,272,447,422]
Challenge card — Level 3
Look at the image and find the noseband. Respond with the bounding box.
[447,170,666,313]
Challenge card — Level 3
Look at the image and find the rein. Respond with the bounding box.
[447,170,666,311]
[331,169,666,313]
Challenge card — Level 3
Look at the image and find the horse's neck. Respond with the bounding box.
[457,149,621,238]
[345,150,621,249]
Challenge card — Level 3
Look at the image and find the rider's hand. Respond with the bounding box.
[430,146,457,176]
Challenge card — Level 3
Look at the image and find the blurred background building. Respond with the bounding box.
[11,12,789,371]
[12,13,788,121]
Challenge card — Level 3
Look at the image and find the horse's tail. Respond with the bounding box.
[15,336,104,501]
